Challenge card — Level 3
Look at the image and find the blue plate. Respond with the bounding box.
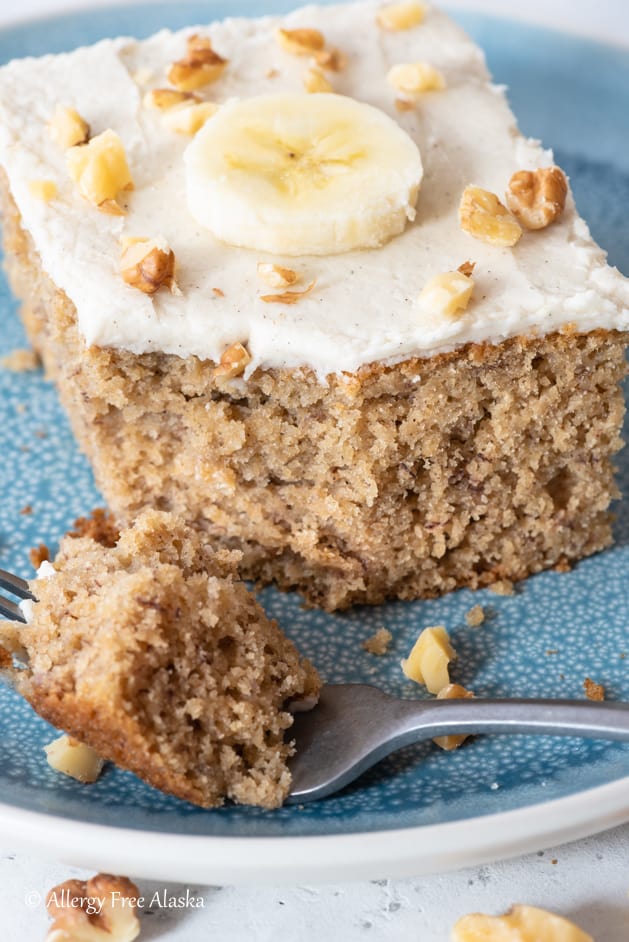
[0,2,628,882]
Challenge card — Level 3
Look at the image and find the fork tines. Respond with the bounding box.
[0,568,36,623]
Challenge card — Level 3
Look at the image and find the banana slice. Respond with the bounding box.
[184,93,423,256]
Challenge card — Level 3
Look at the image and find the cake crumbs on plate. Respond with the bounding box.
[488,579,514,596]
[19,504,32,515]
[29,543,50,568]
[1,347,39,372]
[363,627,393,655]
[584,677,605,701]
[465,604,485,626]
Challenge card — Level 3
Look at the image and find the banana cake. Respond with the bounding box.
[0,0,628,610]
[6,510,319,808]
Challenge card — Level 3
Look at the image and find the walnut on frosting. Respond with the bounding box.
[377,2,427,31]
[66,129,133,214]
[212,342,252,380]
[120,237,178,295]
[168,34,228,91]
[45,873,140,942]
[506,166,568,230]
[257,262,299,288]
[303,67,334,93]
[276,27,326,56]
[459,185,522,247]
[49,105,90,149]
[387,62,446,95]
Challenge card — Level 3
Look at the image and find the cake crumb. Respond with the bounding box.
[554,557,572,573]
[212,287,225,297]
[363,627,393,655]
[29,544,50,568]
[546,649,559,655]
[584,677,605,701]
[1,348,39,372]
[488,579,514,596]
[465,604,484,627]
[68,508,120,548]
[20,504,33,515]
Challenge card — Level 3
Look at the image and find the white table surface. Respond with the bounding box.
[2,1,629,939]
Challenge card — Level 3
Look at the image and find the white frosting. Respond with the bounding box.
[0,0,627,378]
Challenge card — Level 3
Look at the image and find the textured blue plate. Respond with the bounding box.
[0,1,628,879]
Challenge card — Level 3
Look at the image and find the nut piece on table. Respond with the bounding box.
[459,185,522,247]
[168,34,228,91]
[44,734,105,783]
[276,27,326,56]
[433,683,474,751]
[401,625,456,694]
[49,105,90,149]
[66,129,133,214]
[46,873,141,942]
[451,904,593,942]
[377,2,427,31]
[212,341,252,380]
[506,166,568,230]
[303,67,334,93]
[257,262,299,289]
[387,62,446,95]
[418,270,474,319]
[28,179,58,201]
[120,237,177,295]
[161,100,219,135]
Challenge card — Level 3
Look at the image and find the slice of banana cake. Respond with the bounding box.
[0,0,628,611]
[9,510,320,809]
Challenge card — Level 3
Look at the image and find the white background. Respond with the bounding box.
[2,1,629,940]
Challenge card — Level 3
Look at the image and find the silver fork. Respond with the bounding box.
[0,568,35,623]
[287,684,629,803]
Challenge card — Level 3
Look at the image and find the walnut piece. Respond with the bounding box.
[44,735,105,783]
[452,905,593,942]
[303,66,333,93]
[143,87,199,110]
[433,683,474,751]
[459,185,522,247]
[362,627,393,656]
[212,342,252,380]
[120,237,177,295]
[167,34,228,91]
[387,62,446,95]
[276,27,326,56]
[257,262,299,288]
[28,179,58,201]
[584,677,605,701]
[506,166,568,230]
[260,280,316,304]
[66,129,133,214]
[49,105,90,149]
[401,625,456,694]
[314,48,347,72]
[418,270,474,319]
[161,100,219,135]
[377,2,426,31]
[46,873,140,942]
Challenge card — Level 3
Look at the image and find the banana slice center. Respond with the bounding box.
[184,93,423,257]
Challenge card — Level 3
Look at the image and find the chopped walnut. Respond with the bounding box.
[377,1,426,31]
[395,97,416,112]
[120,237,177,295]
[457,260,476,278]
[387,62,445,95]
[465,604,485,627]
[303,66,333,93]
[314,48,347,72]
[363,627,393,656]
[257,262,299,289]
[584,677,605,701]
[488,579,514,596]
[45,735,105,783]
[49,105,90,149]
[28,179,58,202]
[276,27,326,56]
[459,185,522,247]
[506,166,568,230]
[46,873,141,942]
[418,270,474,319]
[1,348,40,372]
[66,129,133,214]
[168,34,228,91]
[452,905,592,942]
[260,280,316,305]
[161,100,219,135]
[401,625,456,694]
[30,544,50,568]
[143,87,200,109]
[433,683,474,750]
[212,342,252,380]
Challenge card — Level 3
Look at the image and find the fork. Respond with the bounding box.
[0,568,35,622]
[4,569,629,807]
[286,683,629,803]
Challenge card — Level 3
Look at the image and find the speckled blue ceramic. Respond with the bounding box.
[0,3,628,841]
